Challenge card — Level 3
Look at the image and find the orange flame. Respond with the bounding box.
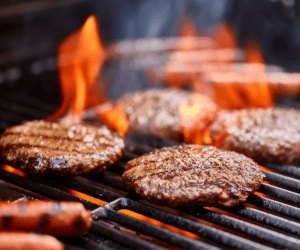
[48,15,106,123]
[95,102,129,138]
[179,93,218,144]
[211,22,237,49]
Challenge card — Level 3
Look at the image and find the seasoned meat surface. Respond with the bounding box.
[0,120,125,176]
[210,107,300,164]
[122,144,265,208]
[117,88,218,140]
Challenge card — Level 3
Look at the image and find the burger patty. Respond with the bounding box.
[0,120,125,176]
[117,88,218,140]
[122,144,265,208]
[209,107,300,165]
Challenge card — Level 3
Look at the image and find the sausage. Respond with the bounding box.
[0,232,64,250]
[0,201,92,237]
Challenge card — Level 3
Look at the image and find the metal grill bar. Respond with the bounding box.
[226,206,300,236]
[247,195,300,220]
[91,221,166,250]
[101,198,274,250]
[0,168,98,210]
[104,209,218,250]
[53,176,124,202]
[263,162,300,179]
[259,183,300,205]
[2,154,300,249]
[30,166,300,248]
[262,170,300,192]
[186,207,300,249]
[95,199,240,250]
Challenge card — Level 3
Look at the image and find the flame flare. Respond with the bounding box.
[179,93,218,144]
[48,15,106,123]
[95,102,129,138]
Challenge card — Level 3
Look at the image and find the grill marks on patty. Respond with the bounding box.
[0,120,125,176]
[123,144,265,208]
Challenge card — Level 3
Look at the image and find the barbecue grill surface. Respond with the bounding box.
[1,95,300,249]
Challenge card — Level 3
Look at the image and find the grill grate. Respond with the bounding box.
[2,97,300,249]
[2,144,300,249]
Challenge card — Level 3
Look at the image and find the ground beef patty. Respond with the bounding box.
[122,144,264,208]
[117,88,218,140]
[0,120,125,176]
[209,107,300,165]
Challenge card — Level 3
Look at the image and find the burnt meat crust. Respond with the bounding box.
[122,144,265,208]
[117,88,218,139]
[209,107,300,165]
[0,120,125,176]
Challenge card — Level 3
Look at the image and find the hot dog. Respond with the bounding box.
[0,232,64,250]
[0,201,91,237]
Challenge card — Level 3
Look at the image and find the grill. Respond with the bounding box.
[2,1,300,249]
[1,96,300,250]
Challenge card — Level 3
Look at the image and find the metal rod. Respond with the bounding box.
[262,170,300,192]
[117,198,274,250]
[263,162,300,179]
[247,195,300,220]
[104,208,222,250]
[0,168,98,210]
[259,183,300,205]
[91,221,165,250]
[226,206,300,236]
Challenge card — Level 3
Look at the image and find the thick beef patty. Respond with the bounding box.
[0,120,125,176]
[117,88,218,140]
[122,144,265,208]
[209,107,300,165]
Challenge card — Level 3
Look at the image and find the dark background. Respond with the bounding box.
[0,0,299,103]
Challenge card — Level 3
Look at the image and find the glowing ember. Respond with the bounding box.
[67,189,107,206]
[48,15,106,123]
[120,209,200,239]
[1,164,26,177]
